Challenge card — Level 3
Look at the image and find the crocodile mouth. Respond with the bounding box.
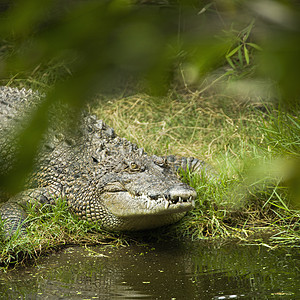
[102,191,196,217]
[138,193,195,210]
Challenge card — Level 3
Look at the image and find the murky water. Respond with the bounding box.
[0,241,299,299]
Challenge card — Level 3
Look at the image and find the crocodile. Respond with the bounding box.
[0,86,209,238]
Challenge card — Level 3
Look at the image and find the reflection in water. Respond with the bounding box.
[0,241,299,299]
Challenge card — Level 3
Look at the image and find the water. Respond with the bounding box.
[0,241,299,299]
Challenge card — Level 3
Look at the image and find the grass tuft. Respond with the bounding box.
[0,198,124,269]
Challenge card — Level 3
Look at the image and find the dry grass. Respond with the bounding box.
[93,92,263,162]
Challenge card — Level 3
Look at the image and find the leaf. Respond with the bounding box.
[244,19,255,41]
[238,46,243,66]
[244,45,249,65]
[226,56,235,69]
[247,42,263,51]
[287,115,300,130]
[198,3,214,15]
[226,44,242,58]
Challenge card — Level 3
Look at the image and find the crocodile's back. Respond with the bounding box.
[0,86,42,127]
[0,87,43,196]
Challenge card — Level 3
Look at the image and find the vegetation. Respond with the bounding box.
[0,198,127,266]
[1,89,299,267]
[0,0,300,266]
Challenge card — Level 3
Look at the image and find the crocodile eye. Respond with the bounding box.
[124,161,142,173]
[130,162,139,170]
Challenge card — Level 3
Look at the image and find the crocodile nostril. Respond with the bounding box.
[148,193,159,200]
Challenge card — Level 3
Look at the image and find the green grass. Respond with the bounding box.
[0,198,126,268]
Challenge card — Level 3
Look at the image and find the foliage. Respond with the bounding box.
[225,19,262,71]
[0,0,300,264]
[260,110,300,209]
[1,0,300,192]
[1,92,299,267]
[262,110,300,159]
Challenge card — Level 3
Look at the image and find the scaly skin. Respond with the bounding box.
[0,87,210,238]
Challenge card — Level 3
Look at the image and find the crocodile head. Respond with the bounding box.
[50,117,197,231]
[69,147,197,231]
[100,154,196,230]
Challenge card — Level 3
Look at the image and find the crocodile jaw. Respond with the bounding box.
[102,191,195,217]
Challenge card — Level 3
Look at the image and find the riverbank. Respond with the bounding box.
[1,89,299,268]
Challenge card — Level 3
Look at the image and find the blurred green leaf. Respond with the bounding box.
[0,0,299,210]
[244,45,249,65]
[246,42,262,51]
[226,44,242,58]
[237,46,243,66]
[243,18,255,41]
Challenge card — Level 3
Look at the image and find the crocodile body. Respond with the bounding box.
[0,86,207,237]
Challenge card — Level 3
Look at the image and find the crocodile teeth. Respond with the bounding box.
[146,200,151,209]
[178,197,183,203]
[165,200,170,209]
[192,200,195,207]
